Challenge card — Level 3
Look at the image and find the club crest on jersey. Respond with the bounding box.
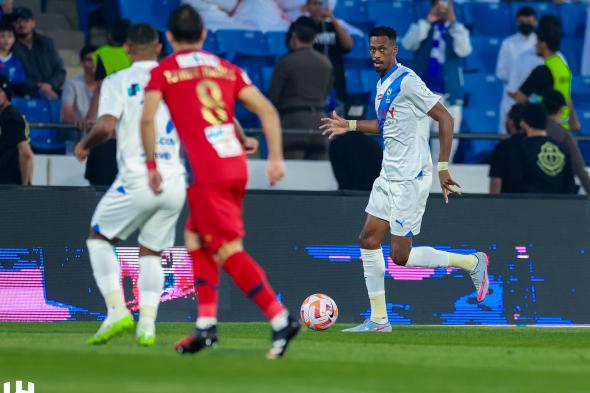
[127,83,140,97]
[378,106,395,121]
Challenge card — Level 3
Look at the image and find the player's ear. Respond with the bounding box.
[165,31,174,47]
[156,43,163,57]
[199,29,207,47]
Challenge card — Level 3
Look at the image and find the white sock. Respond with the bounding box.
[361,248,388,323]
[270,310,289,331]
[138,255,164,328]
[87,239,126,317]
[405,247,450,268]
[196,317,218,330]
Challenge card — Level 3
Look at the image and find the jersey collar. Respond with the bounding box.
[132,60,159,68]
[380,64,399,84]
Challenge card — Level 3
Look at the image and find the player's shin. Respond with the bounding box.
[138,255,164,335]
[222,251,288,330]
[361,248,388,323]
[87,239,127,319]
[190,249,220,329]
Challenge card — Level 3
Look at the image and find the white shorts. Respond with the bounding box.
[91,175,186,252]
[365,171,432,237]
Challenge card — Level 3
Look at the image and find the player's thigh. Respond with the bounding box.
[139,176,187,252]
[389,234,413,264]
[187,180,246,253]
[389,173,432,237]
[91,179,144,241]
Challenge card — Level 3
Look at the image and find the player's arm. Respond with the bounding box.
[237,86,284,185]
[141,90,163,194]
[320,111,380,138]
[427,101,461,203]
[74,115,116,161]
[18,141,33,186]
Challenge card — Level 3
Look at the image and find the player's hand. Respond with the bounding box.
[38,83,59,100]
[439,170,461,204]
[320,111,350,140]
[266,158,285,186]
[148,170,163,195]
[244,137,259,155]
[74,142,89,161]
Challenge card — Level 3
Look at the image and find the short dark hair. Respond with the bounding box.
[292,16,316,44]
[369,26,397,43]
[0,22,15,33]
[537,24,561,52]
[168,4,204,43]
[522,103,548,130]
[538,14,561,30]
[127,23,159,46]
[542,90,567,116]
[12,7,34,21]
[516,6,536,18]
[79,44,97,61]
[110,19,132,46]
[508,103,526,131]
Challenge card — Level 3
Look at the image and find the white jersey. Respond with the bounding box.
[98,60,185,183]
[375,64,440,181]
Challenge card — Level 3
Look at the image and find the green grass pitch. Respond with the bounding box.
[1,322,589,393]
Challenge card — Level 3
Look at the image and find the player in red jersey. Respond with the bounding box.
[140,5,300,359]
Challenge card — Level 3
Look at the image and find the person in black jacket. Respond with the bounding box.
[8,7,66,99]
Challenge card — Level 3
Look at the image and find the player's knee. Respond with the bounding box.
[215,239,244,266]
[358,231,380,250]
[184,230,201,251]
[391,248,410,266]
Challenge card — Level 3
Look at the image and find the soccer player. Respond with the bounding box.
[74,24,186,346]
[320,26,490,332]
[140,5,300,359]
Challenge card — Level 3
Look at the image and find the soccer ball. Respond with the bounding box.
[300,293,338,331]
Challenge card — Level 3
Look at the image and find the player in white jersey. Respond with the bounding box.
[321,26,490,332]
[74,24,186,346]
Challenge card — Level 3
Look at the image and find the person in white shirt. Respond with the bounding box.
[320,26,489,333]
[74,24,186,347]
[496,6,537,133]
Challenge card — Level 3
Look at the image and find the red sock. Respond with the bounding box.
[190,249,219,319]
[222,251,285,320]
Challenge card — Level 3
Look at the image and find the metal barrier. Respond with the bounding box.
[28,122,590,141]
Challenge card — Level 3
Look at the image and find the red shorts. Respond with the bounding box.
[185,177,247,252]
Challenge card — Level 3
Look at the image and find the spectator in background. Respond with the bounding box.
[9,7,65,99]
[490,103,576,194]
[329,132,382,190]
[0,76,33,185]
[0,23,26,95]
[496,6,537,134]
[489,103,526,194]
[84,19,132,187]
[307,0,353,113]
[402,0,471,162]
[543,89,590,194]
[269,16,333,159]
[61,45,98,130]
[511,21,581,131]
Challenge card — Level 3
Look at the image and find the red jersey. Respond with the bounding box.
[145,50,252,184]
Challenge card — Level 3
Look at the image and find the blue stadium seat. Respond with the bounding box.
[462,2,513,37]
[464,73,503,109]
[203,31,217,53]
[344,36,371,70]
[266,31,288,59]
[117,0,177,31]
[397,40,413,63]
[572,75,590,104]
[458,73,502,164]
[216,30,273,68]
[367,1,416,38]
[561,38,583,76]
[360,69,377,95]
[578,102,590,136]
[510,2,558,22]
[260,66,274,93]
[13,98,63,151]
[77,0,102,43]
[334,0,370,26]
[345,69,365,95]
[559,3,587,37]
[466,37,502,74]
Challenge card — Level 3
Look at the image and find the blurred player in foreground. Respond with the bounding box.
[321,26,490,332]
[141,5,300,359]
[75,24,186,346]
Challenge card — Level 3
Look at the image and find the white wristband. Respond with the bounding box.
[437,162,449,172]
[348,120,357,131]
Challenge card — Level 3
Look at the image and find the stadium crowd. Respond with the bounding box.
[0,0,589,195]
